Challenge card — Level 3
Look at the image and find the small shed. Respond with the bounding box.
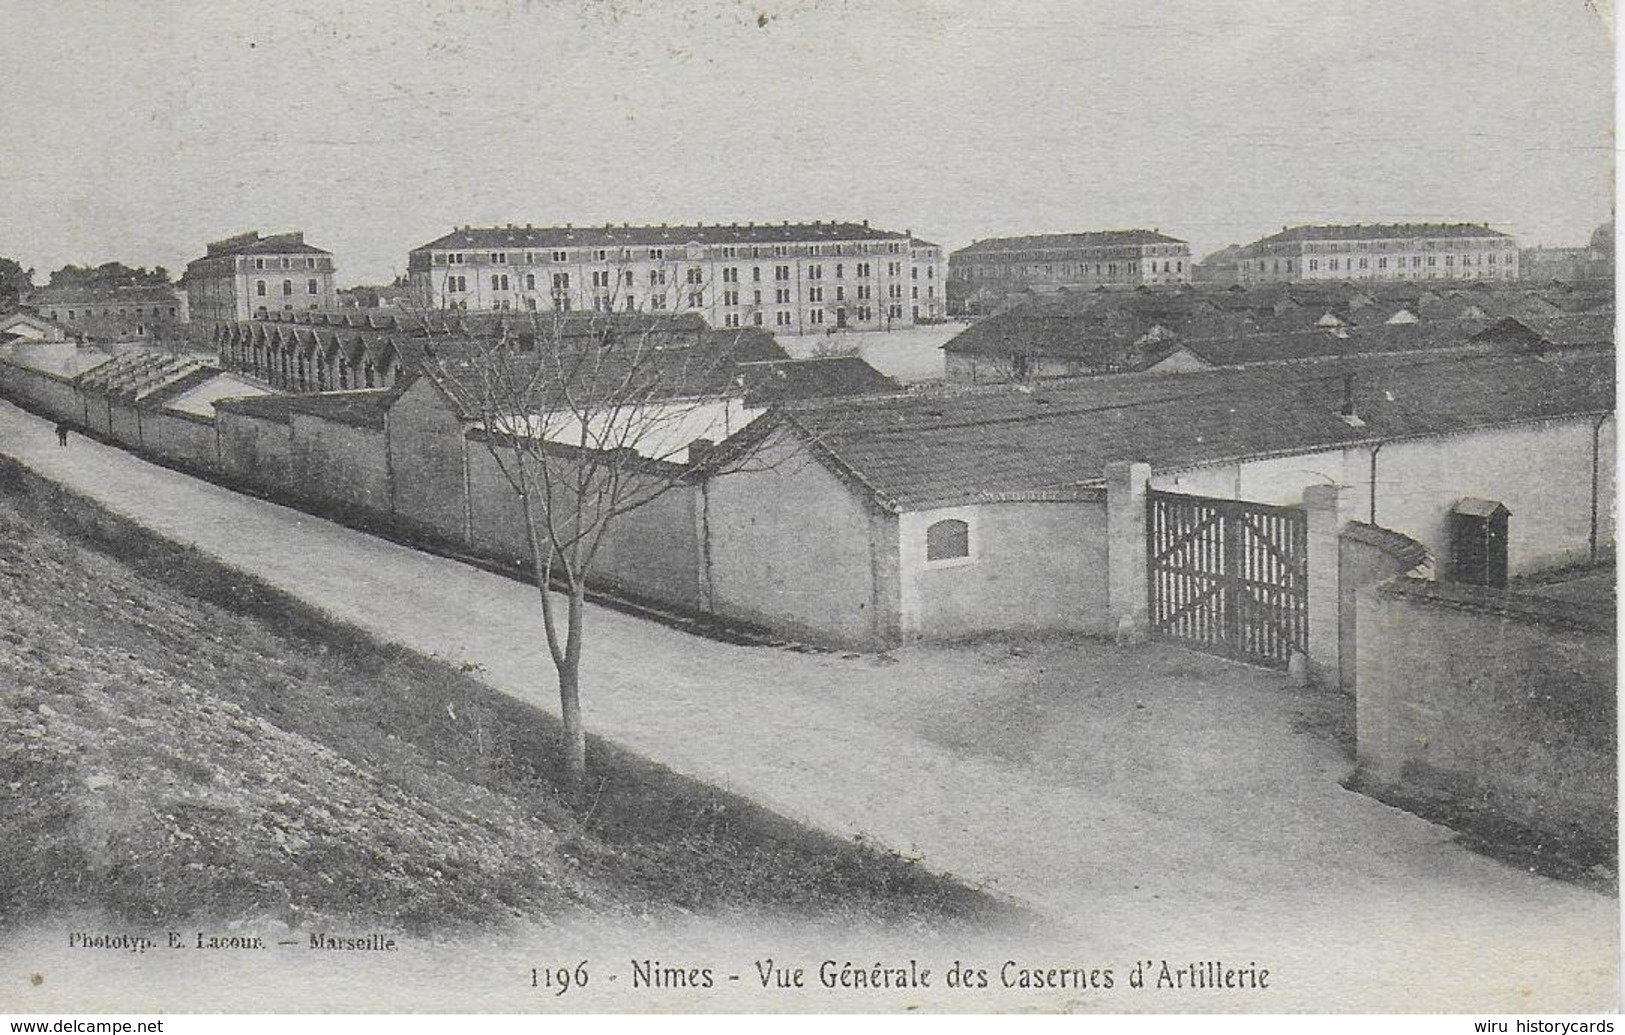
[1448,497,1510,588]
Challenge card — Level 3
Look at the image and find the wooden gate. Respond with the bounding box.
[1146,490,1308,668]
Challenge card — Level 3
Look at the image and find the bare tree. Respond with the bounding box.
[414,274,777,799]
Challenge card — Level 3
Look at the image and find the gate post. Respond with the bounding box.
[1303,483,1349,687]
[1105,460,1151,642]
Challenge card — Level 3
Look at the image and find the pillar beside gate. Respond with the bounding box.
[1105,460,1152,642]
[1303,482,1351,687]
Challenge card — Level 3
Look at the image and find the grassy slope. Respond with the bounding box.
[0,481,1005,935]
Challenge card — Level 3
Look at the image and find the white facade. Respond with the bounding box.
[407,224,947,335]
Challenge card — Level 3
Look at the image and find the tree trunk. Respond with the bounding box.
[557,582,588,802]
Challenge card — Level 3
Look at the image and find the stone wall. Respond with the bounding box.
[1355,576,1616,848]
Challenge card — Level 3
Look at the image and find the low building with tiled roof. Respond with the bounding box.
[937,281,1608,383]
[183,230,338,333]
[948,229,1191,312]
[1226,222,1520,285]
[699,344,1613,646]
[30,282,187,344]
[404,219,945,334]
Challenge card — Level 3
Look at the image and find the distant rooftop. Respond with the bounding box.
[413,221,919,252]
[200,231,330,259]
[954,230,1188,257]
[1252,223,1512,246]
[31,283,180,305]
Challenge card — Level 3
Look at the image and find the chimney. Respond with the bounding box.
[687,438,715,465]
[1338,373,1365,426]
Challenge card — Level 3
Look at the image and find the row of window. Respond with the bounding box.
[443,279,937,304]
[249,256,324,270]
[438,261,927,284]
[1305,253,1511,272]
[53,306,180,322]
[966,261,1177,280]
[1278,240,1511,253]
[256,279,322,297]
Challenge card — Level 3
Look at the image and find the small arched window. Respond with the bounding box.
[926,518,970,562]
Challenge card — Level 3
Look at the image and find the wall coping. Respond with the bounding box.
[1342,520,1431,567]
[1375,574,1614,634]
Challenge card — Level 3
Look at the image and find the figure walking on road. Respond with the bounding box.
[55,422,70,448]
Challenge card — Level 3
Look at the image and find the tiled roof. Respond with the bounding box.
[769,347,1614,511]
[953,230,1188,257]
[941,283,1614,369]
[738,356,900,408]
[1251,223,1512,246]
[30,283,179,305]
[412,221,914,252]
[200,231,330,259]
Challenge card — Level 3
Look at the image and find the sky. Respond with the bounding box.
[0,0,1614,286]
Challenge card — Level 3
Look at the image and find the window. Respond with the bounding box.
[650,293,667,309]
[752,289,762,305]
[491,252,507,264]
[775,310,791,326]
[774,265,790,281]
[688,290,704,308]
[722,266,738,283]
[552,272,570,289]
[835,263,845,278]
[648,269,666,285]
[282,280,293,295]
[526,273,536,290]
[752,311,764,326]
[809,308,824,325]
[926,519,970,562]
[591,270,610,288]
[752,266,762,282]
[622,270,635,285]
[552,250,568,262]
[775,287,791,304]
[594,249,607,261]
[724,313,741,327]
[723,289,739,306]
[648,247,664,260]
[254,259,265,270]
[809,286,823,302]
[256,280,266,296]
[687,266,703,284]
[721,246,738,259]
[808,264,823,280]
[308,278,319,294]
